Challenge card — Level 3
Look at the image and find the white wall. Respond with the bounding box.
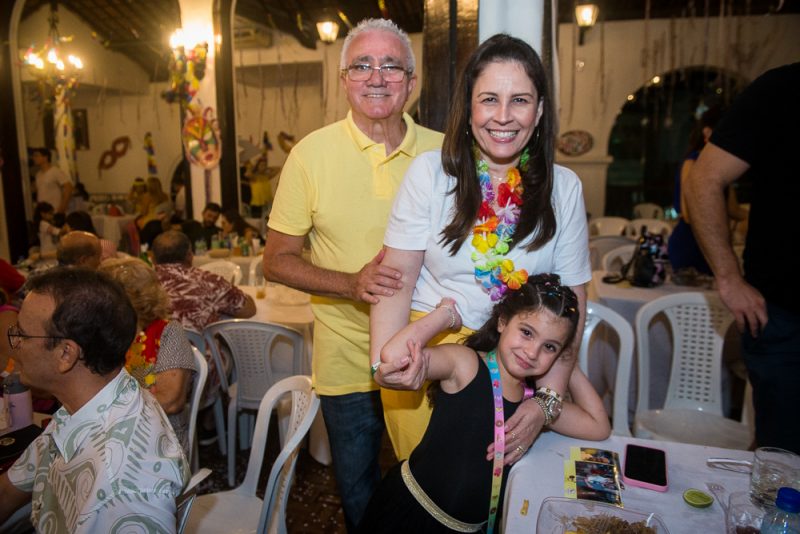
[555,14,800,217]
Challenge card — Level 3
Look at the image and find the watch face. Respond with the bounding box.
[550,399,563,418]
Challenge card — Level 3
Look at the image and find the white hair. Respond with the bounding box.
[339,18,415,73]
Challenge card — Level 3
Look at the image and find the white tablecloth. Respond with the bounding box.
[238,285,330,465]
[586,271,742,416]
[502,432,753,533]
[91,214,136,248]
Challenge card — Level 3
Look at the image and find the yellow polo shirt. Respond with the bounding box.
[268,111,443,396]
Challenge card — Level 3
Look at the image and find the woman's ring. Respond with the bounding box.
[516,445,525,454]
[510,431,517,440]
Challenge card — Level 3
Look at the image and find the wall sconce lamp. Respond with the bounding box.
[575,4,599,46]
[316,20,339,44]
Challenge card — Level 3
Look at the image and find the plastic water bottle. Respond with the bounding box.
[762,487,800,534]
[3,372,33,431]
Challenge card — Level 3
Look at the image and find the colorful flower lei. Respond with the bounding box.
[125,319,168,389]
[471,145,530,301]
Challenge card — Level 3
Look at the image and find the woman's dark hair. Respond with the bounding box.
[440,33,556,255]
[222,209,260,237]
[34,202,55,226]
[65,211,97,234]
[74,182,89,200]
[25,267,137,376]
[428,274,580,405]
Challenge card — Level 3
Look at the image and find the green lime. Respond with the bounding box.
[683,489,714,508]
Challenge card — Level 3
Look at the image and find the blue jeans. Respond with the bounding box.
[742,301,800,454]
[320,390,385,533]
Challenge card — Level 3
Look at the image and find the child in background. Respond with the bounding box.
[360,274,610,533]
[34,202,60,256]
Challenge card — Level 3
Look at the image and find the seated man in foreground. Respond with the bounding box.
[0,268,189,533]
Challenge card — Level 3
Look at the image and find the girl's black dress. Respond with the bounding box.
[359,351,521,532]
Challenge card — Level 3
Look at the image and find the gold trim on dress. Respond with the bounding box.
[400,460,485,533]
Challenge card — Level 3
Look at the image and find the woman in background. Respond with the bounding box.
[99,257,195,453]
[220,209,263,244]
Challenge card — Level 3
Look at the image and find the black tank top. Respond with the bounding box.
[407,351,521,524]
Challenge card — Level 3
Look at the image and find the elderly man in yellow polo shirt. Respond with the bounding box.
[263,18,443,532]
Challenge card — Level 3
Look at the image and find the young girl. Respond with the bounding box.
[34,202,60,256]
[359,274,610,533]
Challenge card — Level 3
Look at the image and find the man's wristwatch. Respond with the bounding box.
[533,387,563,426]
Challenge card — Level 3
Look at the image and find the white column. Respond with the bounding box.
[176,0,222,217]
[53,91,75,183]
[479,0,543,52]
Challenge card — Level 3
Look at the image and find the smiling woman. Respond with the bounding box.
[370,34,592,463]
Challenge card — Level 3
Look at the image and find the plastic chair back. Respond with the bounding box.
[601,244,636,273]
[589,216,630,237]
[185,328,207,352]
[198,260,242,285]
[578,301,634,436]
[632,203,664,220]
[634,292,734,415]
[188,346,208,472]
[625,218,672,239]
[204,320,304,405]
[588,235,635,270]
[255,376,320,533]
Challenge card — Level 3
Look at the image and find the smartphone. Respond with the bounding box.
[622,443,668,492]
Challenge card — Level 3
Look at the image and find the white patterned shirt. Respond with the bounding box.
[7,369,189,533]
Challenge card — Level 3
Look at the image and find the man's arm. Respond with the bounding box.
[686,143,767,335]
[230,294,256,318]
[262,229,402,304]
[58,180,74,214]
[0,472,31,525]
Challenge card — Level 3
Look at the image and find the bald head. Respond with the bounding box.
[57,231,102,270]
[152,230,192,266]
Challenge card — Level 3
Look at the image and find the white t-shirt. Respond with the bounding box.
[384,150,591,330]
[36,166,71,209]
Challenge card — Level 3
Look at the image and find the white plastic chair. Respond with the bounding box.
[601,244,636,273]
[632,202,664,220]
[625,218,673,239]
[186,375,320,534]
[205,319,305,487]
[185,328,227,457]
[578,301,635,437]
[177,467,212,534]
[248,256,264,286]
[188,346,208,473]
[198,260,243,285]
[622,292,752,449]
[588,235,636,271]
[589,216,630,237]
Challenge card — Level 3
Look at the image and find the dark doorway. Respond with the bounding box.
[605,67,746,218]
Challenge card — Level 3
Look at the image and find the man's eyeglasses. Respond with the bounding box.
[341,64,410,83]
[6,324,65,350]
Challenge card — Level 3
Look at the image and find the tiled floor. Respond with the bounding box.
[195,414,397,533]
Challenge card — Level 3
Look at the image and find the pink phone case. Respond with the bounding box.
[622,444,669,492]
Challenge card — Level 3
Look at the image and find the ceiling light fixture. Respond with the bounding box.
[316,20,339,44]
[575,4,599,46]
[22,0,83,109]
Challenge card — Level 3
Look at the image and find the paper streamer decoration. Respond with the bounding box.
[144,132,157,176]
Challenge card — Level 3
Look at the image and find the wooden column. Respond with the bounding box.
[214,0,238,215]
[420,0,478,132]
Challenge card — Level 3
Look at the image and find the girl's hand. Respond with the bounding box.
[374,339,429,391]
[435,298,463,331]
[486,398,545,465]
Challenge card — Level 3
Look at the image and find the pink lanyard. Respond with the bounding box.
[484,350,504,534]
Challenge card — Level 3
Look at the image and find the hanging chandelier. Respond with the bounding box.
[22,0,83,109]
